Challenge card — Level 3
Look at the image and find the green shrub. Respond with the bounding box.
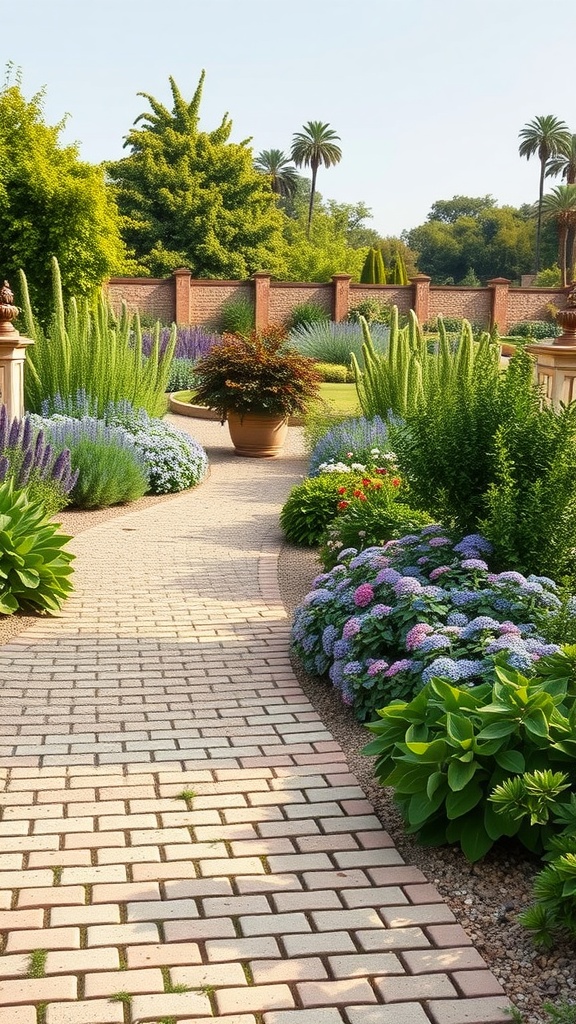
[21,259,175,418]
[288,302,330,330]
[218,296,255,336]
[364,651,576,863]
[314,362,349,383]
[348,299,392,325]
[0,480,74,614]
[280,473,360,546]
[167,357,196,392]
[510,320,561,340]
[319,501,432,570]
[69,439,148,509]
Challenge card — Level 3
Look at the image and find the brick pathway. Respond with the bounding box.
[0,416,512,1024]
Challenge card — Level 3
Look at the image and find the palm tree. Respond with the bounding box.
[518,115,571,273]
[254,149,299,199]
[546,133,576,273]
[291,121,342,237]
[541,184,576,286]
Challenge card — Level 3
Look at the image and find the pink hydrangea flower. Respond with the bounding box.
[354,583,374,608]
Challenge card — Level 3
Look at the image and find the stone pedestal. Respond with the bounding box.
[526,342,576,406]
[0,282,34,421]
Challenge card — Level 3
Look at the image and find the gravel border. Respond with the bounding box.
[1,473,574,1020]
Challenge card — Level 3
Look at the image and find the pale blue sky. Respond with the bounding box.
[4,0,575,237]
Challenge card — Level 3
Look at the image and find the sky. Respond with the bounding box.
[3,0,576,238]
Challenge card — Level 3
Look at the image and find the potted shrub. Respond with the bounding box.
[192,327,321,457]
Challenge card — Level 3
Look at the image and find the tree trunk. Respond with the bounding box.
[535,158,546,273]
[307,163,318,239]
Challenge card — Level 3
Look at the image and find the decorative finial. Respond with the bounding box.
[0,279,19,336]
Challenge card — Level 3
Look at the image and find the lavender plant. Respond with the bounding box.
[308,416,394,477]
[141,325,220,361]
[291,525,572,721]
[0,405,76,516]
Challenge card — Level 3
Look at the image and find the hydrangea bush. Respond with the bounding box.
[291,525,572,720]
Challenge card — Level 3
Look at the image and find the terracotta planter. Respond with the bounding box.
[227,411,289,458]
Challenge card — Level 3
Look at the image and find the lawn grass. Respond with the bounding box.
[172,383,361,417]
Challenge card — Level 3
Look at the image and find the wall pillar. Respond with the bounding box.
[0,282,33,420]
[411,274,431,324]
[173,268,192,325]
[332,274,351,322]
[253,272,271,332]
[526,343,576,407]
[488,277,510,334]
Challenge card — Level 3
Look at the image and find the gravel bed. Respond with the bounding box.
[277,541,576,1023]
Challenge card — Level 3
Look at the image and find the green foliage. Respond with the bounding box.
[167,358,196,393]
[364,651,576,862]
[348,300,392,325]
[107,73,286,278]
[218,297,255,337]
[314,363,350,383]
[360,248,387,284]
[510,320,561,339]
[288,302,330,330]
[404,196,538,284]
[192,329,320,421]
[21,259,176,418]
[533,265,562,286]
[0,479,74,615]
[302,403,351,454]
[0,75,129,318]
[280,473,360,546]
[290,121,342,237]
[319,501,432,570]
[68,440,148,510]
[353,309,495,422]
[480,401,576,584]
[391,343,533,534]
[281,187,368,281]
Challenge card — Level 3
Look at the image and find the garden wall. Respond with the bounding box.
[106,271,569,334]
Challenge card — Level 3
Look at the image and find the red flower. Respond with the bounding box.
[375,467,388,475]
[337,500,349,510]
[337,487,347,494]
[353,489,365,498]
[362,478,371,487]
[392,477,401,487]
[373,482,382,490]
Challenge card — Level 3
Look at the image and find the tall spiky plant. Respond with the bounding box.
[21,258,176,417]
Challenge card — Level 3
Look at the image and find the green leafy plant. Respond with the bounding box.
[0,479,74,614]
[364,651,576,862]
[508,1000,576,1023]
[280,473,361,546]
[68,439,148,509]
[21,259,176,417]
[348,299,392,325]
[192,328,321,422]
[510,320,561,338]
[319,501,432,570]
[288,302,330,330]
[218,296,255,336]
[290,320,388,368]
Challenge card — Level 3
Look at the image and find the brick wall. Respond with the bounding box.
[106,272,569,335]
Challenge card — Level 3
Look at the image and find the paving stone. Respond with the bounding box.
[427,997,513,1023]
[375,972,457,1001]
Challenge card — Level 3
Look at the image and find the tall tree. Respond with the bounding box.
[107,73,286,278]
[541,184,576,286]
[546,133,576,278]
[254,149,299,199]
[518,115,571,273]
[291,121,342,238]
[0,75,128,317]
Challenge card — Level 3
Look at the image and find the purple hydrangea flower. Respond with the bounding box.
[460,559,489,571]
[429,565,451,580]
[496,571,527,585]
[370,604,393,617]
[343,661,363,676]
[460,616,500,639]
[497,621,521,635]
[420,525,446,535]
[453,534,493,556]
[322,625,339,656]
[385,659,415,677]
[405,623,434,650]
[303,589,333,606]
[333,639,351,659]
[417,634,453,654]
[428,537,452,548]
[375,567,402,585]
[367,659,389,676]
[342,618,362,639]
[393,577,422,597]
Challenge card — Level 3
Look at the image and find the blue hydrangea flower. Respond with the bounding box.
[447,612,469,626]
[322,625,339,656]
[333,638,352,659]
[422,657,461,683]
[418,634,453,654]
[460,616,500,639]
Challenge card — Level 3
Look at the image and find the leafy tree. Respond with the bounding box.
[518,115,571,273]
[427,195,496,222]
[291,121,342,237]
[546,133,576,277]
[0,74,128,317]
[541,184,576,286]
[107,73,286,278]
[281,189,367,281]
[254,149,299,199]
[403,200,535,284]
